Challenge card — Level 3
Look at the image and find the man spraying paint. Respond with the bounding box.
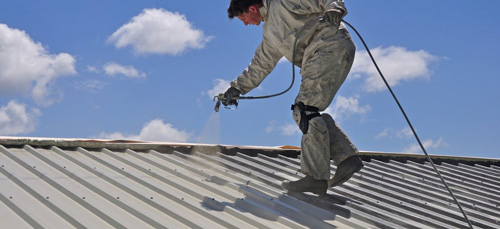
[220,0,363,195]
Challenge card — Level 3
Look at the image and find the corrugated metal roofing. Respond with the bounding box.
[1,137,499,228]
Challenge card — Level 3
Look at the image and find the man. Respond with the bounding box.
[222,0,363,195]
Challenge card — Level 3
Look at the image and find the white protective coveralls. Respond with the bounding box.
[230,0,358,181]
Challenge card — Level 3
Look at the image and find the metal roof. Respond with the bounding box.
[1,137,499,228]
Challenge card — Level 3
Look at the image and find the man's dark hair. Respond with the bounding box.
[227,0,263,19]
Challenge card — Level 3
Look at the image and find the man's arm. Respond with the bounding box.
[230,38,282,95]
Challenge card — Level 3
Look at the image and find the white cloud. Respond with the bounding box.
[351,46,438,92]
[103,62,146,78]
[108,8,212,55]
[86,66,99,73]
[278,57,289,64]
[376,127,413,139]
[280,123,301,136]
[0,23,76,106]
[376,128,391,139]
[205,78,231,99]
[324,95,370,121]
[98,119,190,142]
[403,138,445,154]
[266,121,301,136]
[396,127,413,139]
[0,101,41,135]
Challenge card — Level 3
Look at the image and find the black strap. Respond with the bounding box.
[291,104,319,113]
[306,113,321,120]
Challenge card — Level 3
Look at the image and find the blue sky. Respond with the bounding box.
[0,1,498,158]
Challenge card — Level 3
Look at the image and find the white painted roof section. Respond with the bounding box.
[1,137,500,228]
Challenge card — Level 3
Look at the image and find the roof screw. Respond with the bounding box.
[33,166,36,168]
[400,202,403,204]
[82,197,85,199]
[148,169,151,171]
[46,197,49,199]
[94,167,96,170]
[9,196,12,199]
[1,165,4,167]
[63,166,66,169]
[117,197,120,199]
[150,197,153,200]
[181,198,184,200]
[121,168,124,170]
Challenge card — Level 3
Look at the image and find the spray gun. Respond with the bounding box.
[213,93,239,112]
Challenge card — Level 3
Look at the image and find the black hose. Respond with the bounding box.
[342,19,473,228]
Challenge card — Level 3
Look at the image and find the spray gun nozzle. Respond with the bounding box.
[213,93,224,112]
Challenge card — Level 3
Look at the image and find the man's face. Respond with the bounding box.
[237,6,263,26]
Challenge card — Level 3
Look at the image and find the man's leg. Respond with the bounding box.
[322,113,364,187]
[282,30,361,193]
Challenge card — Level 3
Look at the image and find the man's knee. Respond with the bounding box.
[292,102,321,134]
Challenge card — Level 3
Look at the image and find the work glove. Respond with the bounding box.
[222,86,240,106]
[323,9,344,26]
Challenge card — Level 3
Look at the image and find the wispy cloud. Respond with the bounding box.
[324,95,370,121]
[108,8,213,55]
[376,127,413,139]
[103,62,146,78]
[98,119,191,142]
[266,121,301,136]
[75,80,108,93]
[0,23,76,107]
[351,46,438,92]
[0,101,41,135]
[204,78,230,99]
[403,138,446,154]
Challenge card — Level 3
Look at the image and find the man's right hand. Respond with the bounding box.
[222,86,241,106]
[323,9,344,26]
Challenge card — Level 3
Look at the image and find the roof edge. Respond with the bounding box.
[1,137,498,166]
